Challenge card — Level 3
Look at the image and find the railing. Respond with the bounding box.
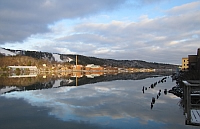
[183,80,200,126]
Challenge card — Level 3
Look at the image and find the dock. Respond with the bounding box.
[191,109,200,124]
[183,80,200,126]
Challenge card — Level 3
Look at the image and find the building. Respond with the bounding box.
[187,48,200,71]
[197,48,200,71]
[85,64,104,71]
[181,57,189,70]
[188,55,197,70]
[72,65,83,71]
[8,66,38,71]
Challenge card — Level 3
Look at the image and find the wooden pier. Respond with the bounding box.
[183,80,200,126]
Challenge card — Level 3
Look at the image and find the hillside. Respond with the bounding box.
[66,54,177,69]
[0,56,51,68]
[0,47,16,56]
[0,47,178,69]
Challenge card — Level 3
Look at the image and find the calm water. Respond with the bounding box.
[0,73,199,129]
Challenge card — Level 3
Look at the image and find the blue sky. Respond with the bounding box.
[0,0,200,64]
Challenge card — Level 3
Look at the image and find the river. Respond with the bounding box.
[0,72,199,129]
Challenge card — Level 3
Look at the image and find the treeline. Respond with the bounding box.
[6,48,54,61]
[0,56,51,68]
[66,54,178,69]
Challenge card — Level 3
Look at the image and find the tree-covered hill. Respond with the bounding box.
[1,48,178,69]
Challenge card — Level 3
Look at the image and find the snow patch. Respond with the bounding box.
[0,47,16,56]
[63,57,73,62]
[53,53,63,62]
[67,57,73,62]
[53,53,73,62]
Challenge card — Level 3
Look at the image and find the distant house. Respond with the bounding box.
[73,65,83,71]
[181,57,189,70]
[8,66,38,71]
[85,64,103,71]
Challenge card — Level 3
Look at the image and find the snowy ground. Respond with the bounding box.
[0,47,16,56]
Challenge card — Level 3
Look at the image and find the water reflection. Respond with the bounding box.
[0,72,199,129]
[0,72,172,94]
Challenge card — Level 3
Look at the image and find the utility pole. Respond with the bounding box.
[76,55,78,86]
[76,55,78,67]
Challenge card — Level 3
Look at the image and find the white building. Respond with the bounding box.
[8,66,38,71]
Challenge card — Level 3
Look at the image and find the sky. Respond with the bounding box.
[0,0,200,64]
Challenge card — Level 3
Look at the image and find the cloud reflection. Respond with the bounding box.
[2,77,187,128]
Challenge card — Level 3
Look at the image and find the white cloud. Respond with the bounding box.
[0,0,127,44]
[49,2,199,64]
[166,1,200,15]
[1,1,200,64]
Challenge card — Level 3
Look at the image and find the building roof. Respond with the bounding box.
[8,66,37,69]
[86,64,100,68]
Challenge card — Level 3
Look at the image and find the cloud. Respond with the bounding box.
[52,2,200,63]
[0,0,127,44]
[137,0,164,5]
[0,0,172,45]
[166,1,200,15]
[125,0,166,8]
[1,1,200,64]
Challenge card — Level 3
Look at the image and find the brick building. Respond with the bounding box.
[188,48,200,71]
